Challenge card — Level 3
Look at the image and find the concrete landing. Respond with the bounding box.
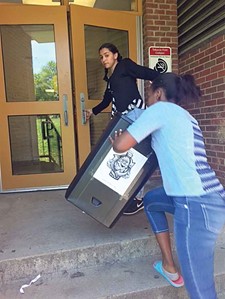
[0,188,225,298]
[0,189,165,282]
[0,189,156,261]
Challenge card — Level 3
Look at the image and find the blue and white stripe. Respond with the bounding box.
[192,121,225,199]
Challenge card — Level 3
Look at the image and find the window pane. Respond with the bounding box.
[8,115,63,175]
[1,25,59,102]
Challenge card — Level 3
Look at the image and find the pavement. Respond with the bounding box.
[0,188,158,262]
[0,181,225,298]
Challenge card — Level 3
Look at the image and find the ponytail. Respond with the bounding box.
[151,72,201,103]
[178,74,201,103]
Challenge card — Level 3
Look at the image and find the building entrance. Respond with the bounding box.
[0,4,138,191]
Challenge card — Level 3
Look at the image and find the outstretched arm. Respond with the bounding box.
[124,58,159,81]
[92,88,112,115]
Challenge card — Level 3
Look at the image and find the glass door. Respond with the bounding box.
[70,4,138,166]
[0,5,77,191]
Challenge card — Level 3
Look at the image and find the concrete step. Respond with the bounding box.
[1,190,225,285]
[1,189,225,298]
[1,247,225,299]
[0,234,162,284]
[2,233,225,285]
[1,224,225,287]
[0,189,167,285]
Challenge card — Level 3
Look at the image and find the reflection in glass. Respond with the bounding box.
[84,26,129,148]
[85,26,128,100]
[89,113,111,148]
[0,25,58,102]
[8,115,63,175]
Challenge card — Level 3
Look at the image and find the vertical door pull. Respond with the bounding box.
[63,94,68,126]
[80,92,86,125]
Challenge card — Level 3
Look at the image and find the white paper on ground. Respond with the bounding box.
[19,274,41,294]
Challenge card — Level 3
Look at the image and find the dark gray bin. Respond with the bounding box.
[65,113,158,228]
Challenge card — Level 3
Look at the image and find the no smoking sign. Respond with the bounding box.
[149,47,172,73]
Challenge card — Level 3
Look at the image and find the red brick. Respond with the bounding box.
[210,49,223,60]
[200,119,212,126]
[210,64,223,73]
[199,56,210,64]
[218,70,225,77]
[212,78,224,86]
[205,46,217,56]
[205,125,218,132]
[205,60,216,68]
[201,81,211,89]
[160,4,171,9]
[199,69,211,77]
[205,73,218,81]
[207,151,217,157]
[160,37,171,42]
[216,41,225,50]
[217,56,225,64]
[217,85,225,91]
[159,15,170,20]
[155,31,166,37]
[204,87,217,95]
[217,152,225,159]
[217,99,225,105]
[213,92,224,99]
[204,99,217,106]
[155,20,166,25]
[154,9,166,14]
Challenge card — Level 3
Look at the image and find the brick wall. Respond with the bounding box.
[179,34,225,186]
[142,0,178,182]
[142,0,178,73]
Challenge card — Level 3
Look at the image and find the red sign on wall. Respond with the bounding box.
[149,47,172,73]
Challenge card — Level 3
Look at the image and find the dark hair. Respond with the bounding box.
[151,72,201,103]
[98,43,123,81]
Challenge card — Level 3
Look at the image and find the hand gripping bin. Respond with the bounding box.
[65,112,158,228]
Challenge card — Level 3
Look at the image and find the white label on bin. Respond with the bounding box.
[93,148,147,196]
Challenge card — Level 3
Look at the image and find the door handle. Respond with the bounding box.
[80,92,86,125]
[63,94,68,126]
[41,121,47,140]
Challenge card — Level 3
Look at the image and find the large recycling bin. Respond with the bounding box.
[65,111,158,228]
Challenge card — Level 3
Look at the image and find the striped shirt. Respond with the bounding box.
[127,103,225,198]
[112,96,145,117]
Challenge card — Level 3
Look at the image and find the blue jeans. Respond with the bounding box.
[144,187,225,299]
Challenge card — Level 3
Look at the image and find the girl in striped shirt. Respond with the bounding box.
[112,72,225,298]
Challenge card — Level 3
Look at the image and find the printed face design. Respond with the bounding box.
[107,151,135,180]
[99,48,118,70]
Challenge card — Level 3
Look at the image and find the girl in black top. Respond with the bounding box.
[85,43,159,119]
[85,43,159,215]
